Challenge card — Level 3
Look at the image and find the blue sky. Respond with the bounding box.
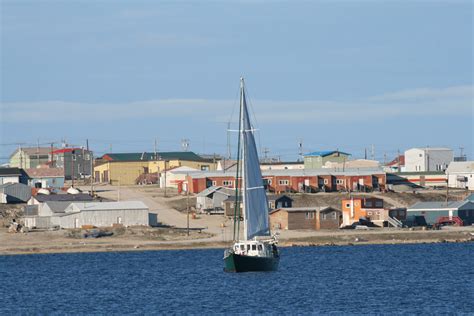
[1,1,472,163]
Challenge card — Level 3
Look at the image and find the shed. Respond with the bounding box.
[0,183,32,203]
[196,186,234,212]
[267,194,293,209]
[406,201,474,226]
[25,168,65,188]
[0,167,23,185]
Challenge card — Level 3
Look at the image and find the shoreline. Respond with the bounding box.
[2,229,473,256]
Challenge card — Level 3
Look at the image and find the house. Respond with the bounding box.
[0,167,23,185]
[196,186,234,213]
[52,148,93,180]
[304,150,351,169]
[267,194,293,209]
[341,197,386,226]
[9,147,56,169]
[406,201,474,226]
[269,206,342,230]
[446,161,474,190]
[0,183,32,203]
[404,148,453,172]
[94,151,216,185]
[159,166,200,190]
[28,193,93,205]
[384,155,405,173]
[223,194,293,217]
[23,201,149,229]
[24,168,65,189]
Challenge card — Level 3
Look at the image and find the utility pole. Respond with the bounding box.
[164,160,168,197]
[364,148,367,160]
[19,145,23,169]
[446,173,449,206]
[227,122,231,159]
[298,139,303,162]
[71,149,75,188]
[187,179,190,236]
[263,147,270,163]
[371,144,375,161]
[87,139,94,196]
[109,144,112,153]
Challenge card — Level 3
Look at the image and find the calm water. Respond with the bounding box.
[1,243,473,315]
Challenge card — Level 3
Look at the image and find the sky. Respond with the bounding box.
[1,0,473,164]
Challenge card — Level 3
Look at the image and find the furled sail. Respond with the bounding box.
[241,85,270,240]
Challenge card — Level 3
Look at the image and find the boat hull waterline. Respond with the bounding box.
[224,252,279,273]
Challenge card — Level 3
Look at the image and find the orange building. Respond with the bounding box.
[341,197,387,226]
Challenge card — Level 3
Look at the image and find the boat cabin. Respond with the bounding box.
[233,240,275,257]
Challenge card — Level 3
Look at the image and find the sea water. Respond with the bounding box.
[1,243,473,314]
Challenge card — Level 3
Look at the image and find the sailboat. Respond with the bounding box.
[223,78,280,273]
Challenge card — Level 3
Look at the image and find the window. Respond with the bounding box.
[375,201,383,207]
[365,200,373,207]
[322,213,327,220]
[305,212,314,219]
[212,181,217,186]
[252,245,257,251]
[345,203,351,208]
[333,212,337,219]
[223,180,233,186]
[278,180,289,185]
[336,179,345,185]
[367,211,373,216]
[324,179,329,185]
[240,245,245,250]
[258,245,263,251]
[201,165,210,171]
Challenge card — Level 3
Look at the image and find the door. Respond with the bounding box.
[103,171,109,183]
[74,218,79,228]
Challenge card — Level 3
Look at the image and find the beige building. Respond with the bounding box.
[94,152,217,185]
[9,147,55,169]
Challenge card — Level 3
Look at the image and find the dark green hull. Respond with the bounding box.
[224,252,279,273]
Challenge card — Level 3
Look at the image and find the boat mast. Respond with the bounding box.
[240,78,248,241]
[232,79,244,242]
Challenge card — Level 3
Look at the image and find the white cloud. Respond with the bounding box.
[1,85,472,125]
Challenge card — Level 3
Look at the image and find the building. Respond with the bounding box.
[387,171,447,188]
[324,159,380,170]
[24,168,65,188]
[269,206,342,230]
[404,148,453,172]
[9,147,55,169]
[341,197,386,226]
[186,168,386,194]
[223,194,293,217]
[0,167,23,184]
[0,183,32,203]
[304,150,351,169]
[446,161,474,190]
[406,201,474,226]
[196,186,234,213]
[23,201,149,229]
[28,193,93,205]
[94,151,216,185]
[260,161,304,171]
[160,166,200,190]
[384,155,405,173]
[52,148,93,180]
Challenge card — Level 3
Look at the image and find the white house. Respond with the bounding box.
[0,168,22,185]
[159,166,199,190]
[446,161,474,190]
[404,148,453,172]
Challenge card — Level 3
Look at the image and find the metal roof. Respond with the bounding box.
[101,151,206,162]
[304,150,351,157]
[25,168,64,178]
[43,201,73,213]
[33,193,93,202]
[408,201,469,211]
[187,168,385,179]
[0,168,22,176]
[68,201,148,211]
[446,161,474,173]
[270,206,337,214]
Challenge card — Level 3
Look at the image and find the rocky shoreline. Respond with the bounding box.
[1,228,473,256]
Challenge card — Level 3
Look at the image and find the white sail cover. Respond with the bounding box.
[242,88,270,240]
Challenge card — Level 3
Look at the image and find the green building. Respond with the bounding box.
[304,150,351,169]
[406,200,474,226]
